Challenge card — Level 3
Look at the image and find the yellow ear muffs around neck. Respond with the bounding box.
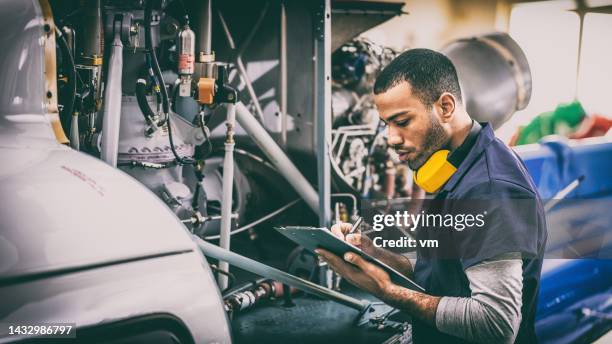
[413,150,457,193]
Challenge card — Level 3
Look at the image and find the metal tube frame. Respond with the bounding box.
[235,102,319,213]
[315,0,332,227]
[216,1,333,229]
[217,8,268,122]
[279,0,288,146]
[218,103,236,290]
[313,0,333,288]
[193,235,370,311]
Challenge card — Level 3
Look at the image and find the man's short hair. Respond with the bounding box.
[374,48,463,107]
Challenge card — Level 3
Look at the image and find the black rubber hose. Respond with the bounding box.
[144,0,169,119]
[56,27,76,131]
[144,0,193,165]
[166,113,194,165]
[197,113,213,159]
[135,79,155,124]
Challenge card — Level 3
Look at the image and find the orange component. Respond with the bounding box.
[40,0,69,144]
[91,55,103,66]
[197,77,215,105]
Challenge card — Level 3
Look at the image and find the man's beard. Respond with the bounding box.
[406,113,449,170]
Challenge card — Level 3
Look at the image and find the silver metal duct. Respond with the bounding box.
[442,32,532,129]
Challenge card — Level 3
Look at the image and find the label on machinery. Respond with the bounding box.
[178,54,194,74]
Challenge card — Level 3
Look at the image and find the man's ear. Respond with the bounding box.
[435,92,456,123]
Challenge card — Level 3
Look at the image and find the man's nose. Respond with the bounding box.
[387,126,403,146]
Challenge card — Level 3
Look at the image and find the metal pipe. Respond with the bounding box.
[235,2,270,57]
[76,0,102,63]
[197,0,212,55]
[203,199,301,240]
[218,103,236,290]
[236,59,265,121]
[333,129,377,136]
[335,124,377,131]
[218,12,265,122]
[235,102,319,213]
[279,0,288,146]
[70,112,80,151]
[192,235,369,311]
[331,193,358,216]
[315,0,332,227]
[100,26,123,167]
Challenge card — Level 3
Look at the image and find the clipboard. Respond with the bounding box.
[275,226,425,292]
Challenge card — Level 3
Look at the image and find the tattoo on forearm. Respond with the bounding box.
[381,285,440,326]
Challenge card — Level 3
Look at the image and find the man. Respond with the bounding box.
[317,49,547,343]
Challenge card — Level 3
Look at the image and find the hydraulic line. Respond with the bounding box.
[193,235,369,311]
[135,79,155,124]
[144,0,169,119]
[218,102,237,289]
[145,54,162,109]
[210,264,236,290]
[224,280,281,315]
[203,198,301,240]
[197,112,213,158]
[166,114,194,165]
[144,0,193,165]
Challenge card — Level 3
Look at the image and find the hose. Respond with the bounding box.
[144,0,194,165]
[144,0,169,119]
[166,114,194,165]
[203,199,301,240]
[135,79,155,124]
[210,264,236,290]
[145,54,162,110]
[201,192,362,241]
[197,113,213,159]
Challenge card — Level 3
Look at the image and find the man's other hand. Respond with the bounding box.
[317,248,440,327]
[316,248,392,298]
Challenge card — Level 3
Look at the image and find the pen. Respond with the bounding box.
[348,217,363,234]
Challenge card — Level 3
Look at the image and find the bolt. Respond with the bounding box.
[130,24,139,35]
[166,22,179,35]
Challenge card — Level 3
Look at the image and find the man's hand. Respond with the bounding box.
[317,248,440,326]
[316,248,392,298]
[331,222,414,277]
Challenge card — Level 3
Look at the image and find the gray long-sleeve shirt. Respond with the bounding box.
[434,252,523,343]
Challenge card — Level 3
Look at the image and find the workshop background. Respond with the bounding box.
[0,0,610,343]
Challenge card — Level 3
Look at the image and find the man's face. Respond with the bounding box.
[374,81,450,170]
